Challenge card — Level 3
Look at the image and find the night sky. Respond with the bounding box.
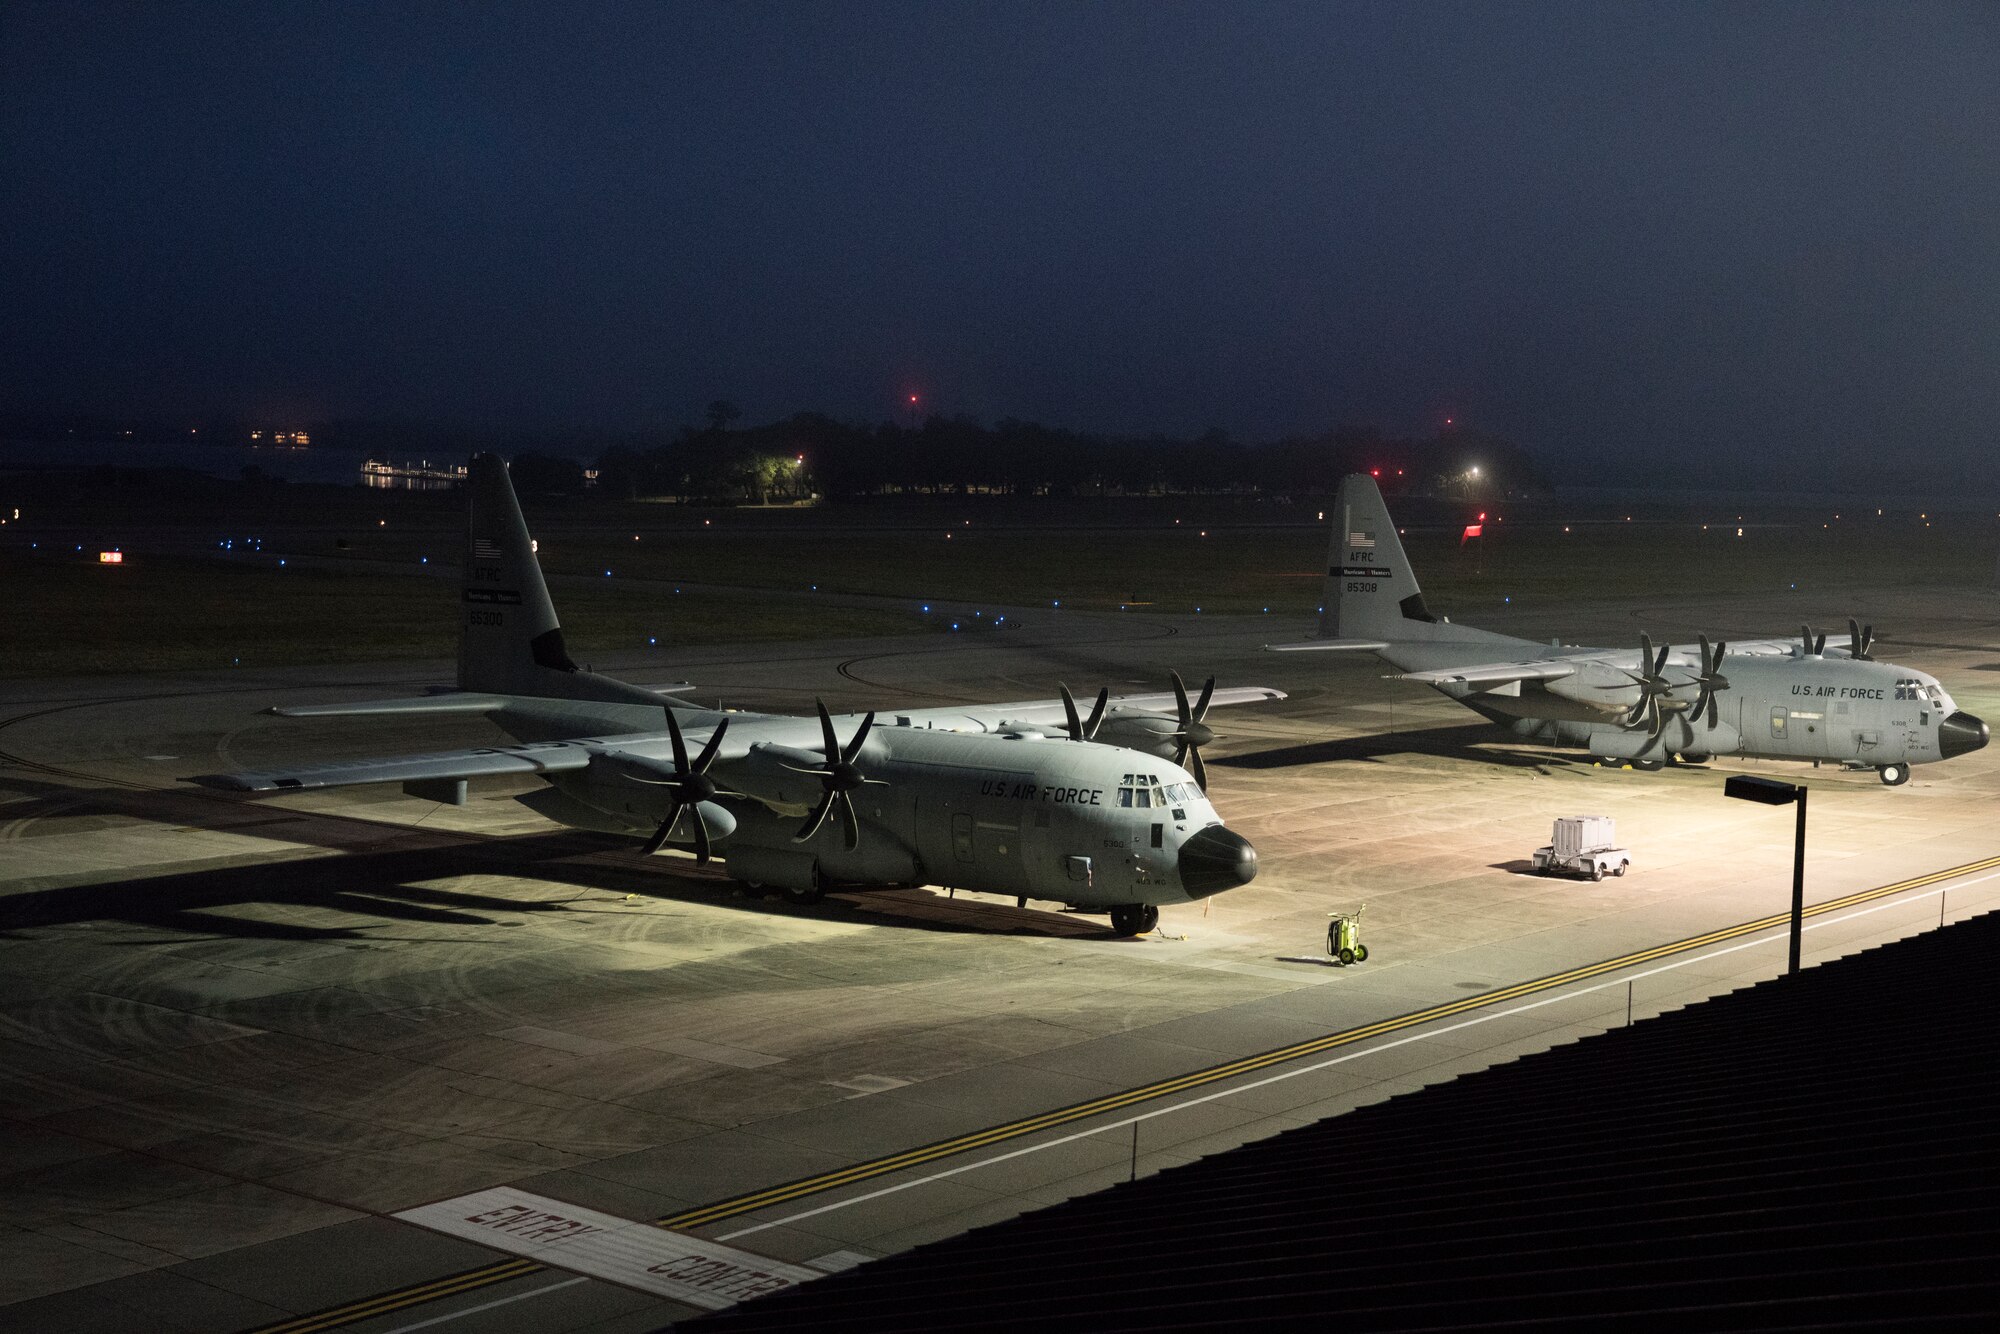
[4,2,1996,484]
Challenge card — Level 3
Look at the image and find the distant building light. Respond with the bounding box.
[99,551,123,563]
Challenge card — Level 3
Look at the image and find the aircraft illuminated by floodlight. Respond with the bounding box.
[1272,474,1987,786]
[193,456,1278,935]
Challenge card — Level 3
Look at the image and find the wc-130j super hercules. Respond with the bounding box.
[193,455,1279,935]
[1273,474,1987,786]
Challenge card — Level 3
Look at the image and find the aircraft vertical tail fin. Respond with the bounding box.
[458,454,662,705]
[1318,473,1438,641]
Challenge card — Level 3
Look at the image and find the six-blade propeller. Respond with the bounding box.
[783,700,885,851]
[616,708,738,863]
[1170,670,1218,791]
[1619,635,1678,737]
[1686,635,1730,729]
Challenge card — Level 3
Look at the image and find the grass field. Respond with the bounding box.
[7,479,1996,675]
[0,554,933,677]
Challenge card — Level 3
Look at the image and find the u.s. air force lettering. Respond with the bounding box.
[978,776,1104,804]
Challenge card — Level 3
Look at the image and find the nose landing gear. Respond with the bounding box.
[1108,903,1160,936]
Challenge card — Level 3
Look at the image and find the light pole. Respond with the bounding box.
[1724,774,1808,973]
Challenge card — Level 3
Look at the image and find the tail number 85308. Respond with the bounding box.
[1345,581,1378,593]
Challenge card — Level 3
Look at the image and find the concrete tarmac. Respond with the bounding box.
[4,584,1999,1332]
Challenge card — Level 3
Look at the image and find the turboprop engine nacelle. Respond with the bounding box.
[1094,709,1185,759]
[573,752,740,840]
[1585,717,1741,760]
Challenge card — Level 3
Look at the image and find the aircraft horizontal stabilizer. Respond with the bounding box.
[268,695,510,718]
[1265,639,1390,653]
[1398,660,1580,687]
[188,741,596,792]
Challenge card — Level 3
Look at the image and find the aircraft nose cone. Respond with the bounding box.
[1178,825,1257,898]
[1940,711,1989,759]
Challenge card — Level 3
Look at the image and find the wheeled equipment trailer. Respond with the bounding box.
[1327,906,1369,966]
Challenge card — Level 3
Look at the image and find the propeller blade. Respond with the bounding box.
[691,714,728,772]
[842,712,876,763]
[1187,745,1208,793]
[1192,676,1215,723]
[690,805,712,864]
[1170,670,1192,726]
[1639,635,1655,675]
[837,793,860,851]
[1652,643,1669,677]
[794,788,838,843]
[641,797,684,855]
[664,707,690,774]
[1849,618,1874,661]
[1083,686,1107,739]
[1059,684,1083,742]
[816,699,840,762]
[1801,624,1813,654]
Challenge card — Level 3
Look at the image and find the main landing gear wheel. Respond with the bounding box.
[781,884,825,905]
[1630,758,1665,772]
[1109,904,1159,937]
[1878,763,1910,787]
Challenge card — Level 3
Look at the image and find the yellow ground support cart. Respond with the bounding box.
[1327,905,1369,966]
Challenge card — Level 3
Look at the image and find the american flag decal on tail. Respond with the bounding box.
[1347,530,1375,550]
[472,537,503,561]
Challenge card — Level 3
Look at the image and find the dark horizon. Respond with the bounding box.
[4,2,1997,489]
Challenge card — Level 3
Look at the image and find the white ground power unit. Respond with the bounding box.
[1531,815,1630,881]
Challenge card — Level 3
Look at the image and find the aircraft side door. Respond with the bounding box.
[913,771,1033,895]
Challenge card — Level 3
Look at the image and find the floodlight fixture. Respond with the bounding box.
[1725,775,1807,972]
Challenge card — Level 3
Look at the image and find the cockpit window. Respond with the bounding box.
[1118,774,1162,808]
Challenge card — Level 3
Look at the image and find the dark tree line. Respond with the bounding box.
[0,407,1546,501]
[589,413,1546,502]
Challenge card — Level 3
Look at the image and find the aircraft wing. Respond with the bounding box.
[1398,660,1581,688]
[187,740,599,793]
[269,683,696,718]
[1265,638,1390,653]
[908,687,1286,732]
[1725,639,1809,658]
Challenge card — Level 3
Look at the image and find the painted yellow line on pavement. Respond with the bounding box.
[243,852,2000,1333]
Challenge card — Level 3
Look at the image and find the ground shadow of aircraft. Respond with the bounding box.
[0,777,1102,942]
[1214,722,1580,773]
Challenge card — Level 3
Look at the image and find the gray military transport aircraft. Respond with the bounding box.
[191,455,1279,935]
[1271,474,1987,785]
